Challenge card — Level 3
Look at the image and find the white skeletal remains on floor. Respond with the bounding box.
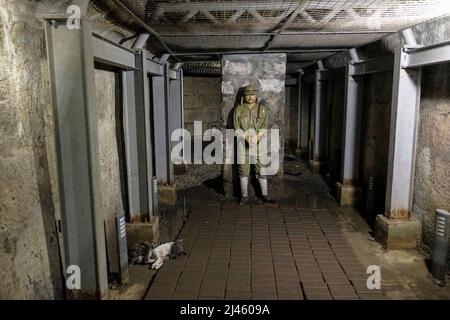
[146,240,185,270]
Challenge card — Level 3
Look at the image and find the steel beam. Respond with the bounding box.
[171,48,348,56]
[168,68,177,80]
[160,31,392,37]
[145,58,164,76]
[44,16,108,299]
[341,65,363,185]
[318,67,345,81]
[134,51,154,219]
[285,78,298,86]
[124,60,150,222]
[296,73,303,149]
[263,0,309,51]
[131,33,150,50]
[303,73,316,83]
[313,70,326,161]
[404,40,450,69]
[92,34,136,70]
[165,63,175,184]
[152,1,354,12]
[152,71,171,184]
[300,80,310,151]
[169,69,183,164]
[385,48,422,220]
[349,56,394,76]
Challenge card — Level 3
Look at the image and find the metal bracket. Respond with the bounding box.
[348,56,394,76]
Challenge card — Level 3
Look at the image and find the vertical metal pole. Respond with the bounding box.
[341,65,363,185]
[123,71,140,220]
[134,52,153,220]
[385,48,422,220]
[169,69,183,164]
[152,72,169,184]
[44,17,108,298]
[313,71,325,161]
[300,82,310,151]
[337,83,364,207]
[296,72,303,149]
[165,64,175,184]
[180,69,187,164]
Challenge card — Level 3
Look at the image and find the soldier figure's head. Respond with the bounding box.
[242,84,257,104]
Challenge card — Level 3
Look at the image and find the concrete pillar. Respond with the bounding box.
[336,64,363,206]
[374,46,421,249]
[310,69,327,173]
[44,16,108,298]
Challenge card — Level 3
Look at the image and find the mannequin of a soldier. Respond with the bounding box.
[233,85,274,205]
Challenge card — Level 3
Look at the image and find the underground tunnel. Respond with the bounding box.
[1,0,450,302]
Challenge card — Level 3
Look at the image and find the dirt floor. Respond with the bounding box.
[111,159,450,300]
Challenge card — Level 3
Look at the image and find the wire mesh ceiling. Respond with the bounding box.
[124,0,450,32]
[114,0,450,69]
[183,61,222,76]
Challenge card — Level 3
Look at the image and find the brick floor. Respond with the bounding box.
[144,199,386,300]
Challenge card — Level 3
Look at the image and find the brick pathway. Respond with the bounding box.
[144,200,385,300]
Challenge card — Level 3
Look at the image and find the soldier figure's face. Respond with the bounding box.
[244,93,256,104]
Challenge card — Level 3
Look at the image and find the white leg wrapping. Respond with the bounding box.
[258,178,268,196]
[240,177,249,197]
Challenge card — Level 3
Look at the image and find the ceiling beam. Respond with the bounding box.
[159,30,393,37]
[227,10,244,23]
[179,10,198,24]
[300,11,316,23]
[150,1,350,12]
[263,0,309,51]
[248,10,268,24]
[171,48,348,56]
[111,0,175,56]
[319,7,343,25]
[201,10,220,25]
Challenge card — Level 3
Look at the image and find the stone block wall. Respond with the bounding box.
[359,71,393,226]
[321,15,450,250]
[183,76,221,135]
[414,63,450,253]
[94,69,126,275]
[324,78,345,183]
[0,0,133,298]
[285,85,299,154]
[0,0,69,299]
[221,53,286,197]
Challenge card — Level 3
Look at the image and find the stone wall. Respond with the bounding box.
[359,71,393,226]
[285,86,299,154]
[183,76,221,135]
[0,0,70,299]
[414,63,450,253]
[94,69,125,275]
[324,78,345,183]
[221,53,286,197]
[321,15,450,249]
[0,0,132,298]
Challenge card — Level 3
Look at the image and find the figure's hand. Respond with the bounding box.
[250,135,259,145]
